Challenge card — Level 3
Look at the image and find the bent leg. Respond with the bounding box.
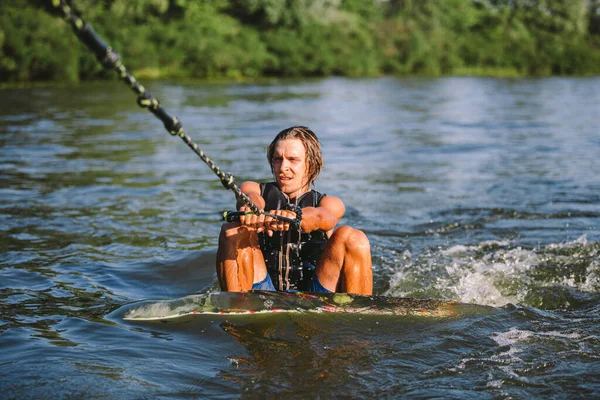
[314,225,373,295]
[216,222,268,292]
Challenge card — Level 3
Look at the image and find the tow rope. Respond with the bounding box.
[47,0,301,229]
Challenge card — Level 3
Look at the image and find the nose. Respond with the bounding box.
[280,158,290,170]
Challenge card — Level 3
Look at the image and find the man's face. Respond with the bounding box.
[272,138,309,198]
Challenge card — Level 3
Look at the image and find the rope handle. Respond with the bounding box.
[222,208,302,231]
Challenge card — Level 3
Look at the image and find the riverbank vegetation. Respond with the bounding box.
[2,0,599,83]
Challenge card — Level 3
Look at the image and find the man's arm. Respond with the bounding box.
[236,181,265,210]
[298,195,345,234]
[239,183,344,235]
[264,194,345,235]
[236,181,269,232]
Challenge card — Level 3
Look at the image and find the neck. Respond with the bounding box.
[280,184,310,200]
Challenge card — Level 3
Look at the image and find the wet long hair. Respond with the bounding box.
[267,126,323,187]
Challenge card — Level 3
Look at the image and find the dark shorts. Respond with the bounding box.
[252,273,332,293]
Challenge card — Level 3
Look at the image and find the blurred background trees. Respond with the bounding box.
[1,0,599,83]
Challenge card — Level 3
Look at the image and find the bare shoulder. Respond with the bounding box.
[319,195,345,220]
[239,181,261,195]
[237,181,264,209]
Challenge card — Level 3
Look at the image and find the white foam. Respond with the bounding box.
[385,235,598,306]
[442,240,511,256]
[126,302,179,319]
[441,245,473,255]
[437,247,539,306]
[547,234,588,249]
[454,270,517,306]
[537,330,582,340]
[491,327,534,347]
[491,327,583,353]
[451,327,531,374]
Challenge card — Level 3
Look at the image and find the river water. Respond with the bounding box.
[1,77,599,398]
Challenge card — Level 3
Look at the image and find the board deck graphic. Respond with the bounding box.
[124,290,495,322]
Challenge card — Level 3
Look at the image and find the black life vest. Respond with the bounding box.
[258,182,328,291]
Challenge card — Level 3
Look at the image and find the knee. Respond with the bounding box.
[219,222,247,245]
[220,222,238,235]
[219,222,260,251]
[331,226,370,252]
[219,222,235,241]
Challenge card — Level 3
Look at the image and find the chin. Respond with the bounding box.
[278,182,292,191]
[281,186,296,196]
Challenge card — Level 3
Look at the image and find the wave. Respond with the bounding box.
[385,235,600,309]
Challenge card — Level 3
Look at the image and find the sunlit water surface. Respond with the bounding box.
[1,77,599,398]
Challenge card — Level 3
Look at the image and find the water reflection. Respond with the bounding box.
[219,315,392,395]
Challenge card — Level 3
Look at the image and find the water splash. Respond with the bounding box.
[386,235,600,309]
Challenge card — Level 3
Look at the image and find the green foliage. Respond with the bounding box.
[378,0,600,76]
[590,0,600,36]
[1,0,599,83]
[263,11,379,76]
[0,3,81,82]
[170,2,272,78]
[340,0,382,21]
[226,0,344,28]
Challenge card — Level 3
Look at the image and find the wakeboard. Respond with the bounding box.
[124,290,495,322]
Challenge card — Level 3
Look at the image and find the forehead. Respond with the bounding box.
[273,138,306,157]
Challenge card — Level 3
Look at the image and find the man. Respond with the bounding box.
[216,126,372,295]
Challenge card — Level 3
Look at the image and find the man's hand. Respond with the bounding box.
[264,209,296,237]
[238,206,265,231]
